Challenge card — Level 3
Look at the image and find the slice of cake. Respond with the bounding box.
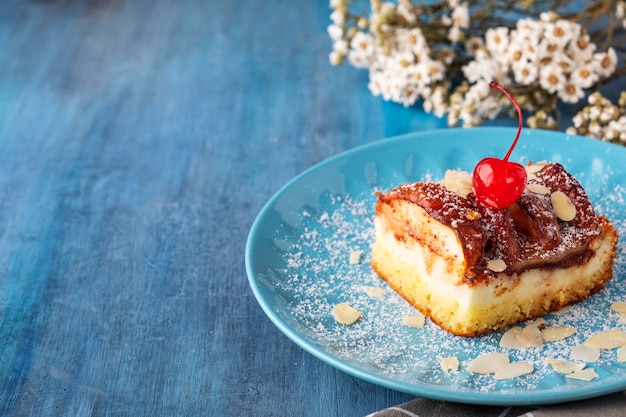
[371,162,618,337]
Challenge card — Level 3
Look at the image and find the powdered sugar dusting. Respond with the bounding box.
[260,165,626,397]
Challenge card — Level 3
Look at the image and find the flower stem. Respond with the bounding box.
[490,81,522,162]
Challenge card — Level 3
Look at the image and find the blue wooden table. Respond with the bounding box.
[3,1,613,416]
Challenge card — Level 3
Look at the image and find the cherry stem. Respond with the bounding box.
[489,81,522,162]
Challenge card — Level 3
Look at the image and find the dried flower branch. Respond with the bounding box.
[566,91,626,142]
[328,0,626,139]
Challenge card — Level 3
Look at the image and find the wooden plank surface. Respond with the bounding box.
[0,0,458,415]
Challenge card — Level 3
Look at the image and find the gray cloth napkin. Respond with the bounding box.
[366,391,626,417]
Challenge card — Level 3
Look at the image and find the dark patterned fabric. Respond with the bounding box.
[366,391,626,417]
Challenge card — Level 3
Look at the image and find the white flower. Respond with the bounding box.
[368,68,400,101]
[517,38,539,63]
[462,51,507,85]
[539,63,566,93]
[348,31,375,68]
[397,28,428,57]
[455,81,503,126]
[593,48,618,78]
[554,54,575,74]
[409,58,446,86]
[462,58,489,83]
[423,86,449,117]
[528,111,557,129]
[473,82,502,118]
[544,19,579,47]
[388,50,416,75]
[600,106,619,122]
[588,106,602,122]
[570,63,599,89]
[332,39,349,53]
[396,84,422,107]
[506,38,526,64]
[329,0,342,8]
[616,116,626,141]
[425,59,446,83]
[515,18,541,42]
[330,10,345,25]
[465,37,484,57]
[368,70,388,98]
[348,52,370,69]
[451,2,470,29]
[473,47,491,61]
[605,124,618,141]
[327,24,344,42]
[558,82,585,104]
[379,2,396,16]
[485,27,509,54]
[588,92,604,106]
[438,47,455,65]
[540,11,559,23]
[368,48,435,107]
[388,80,411,105]
[407,62,431,88]
[589,121,602,136]
[537,39,564,66]
[567,34,596,61]
[397,0,417,24]
[329,51,344,65]
[572,113,585,128]
[513,61,538,84]
[351,31,374,52]
[448,25,463,43]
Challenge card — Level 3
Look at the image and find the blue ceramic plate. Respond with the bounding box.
[245,127,626,406]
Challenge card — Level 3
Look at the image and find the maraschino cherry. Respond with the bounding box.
[472,81,527,209]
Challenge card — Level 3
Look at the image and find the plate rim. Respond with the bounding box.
[245,127,626,406]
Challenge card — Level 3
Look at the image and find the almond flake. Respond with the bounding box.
[526,183,551,195]
[525,162,547,174]
[610,301,626,314]
[584,329,626,350]
[546,358,585,374]
[402,314,425,328]
[551,191,576,221]
[565,368,599,382]
[618,346,626,363]
[493,362,534,380]
[618,314,626,325]
[441,170,473,198]
[528,317,547,327]
[500,327,527,349]
[519,324,543,348]
[440,356,460,372]
[332,303,362,325]
[363,286,386,299]
[467,352,510,374]
[349,250,362,264]
[500,322,550,349]
[487,259,507,273]
[570,344,600,362]
[542,326,577,342]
